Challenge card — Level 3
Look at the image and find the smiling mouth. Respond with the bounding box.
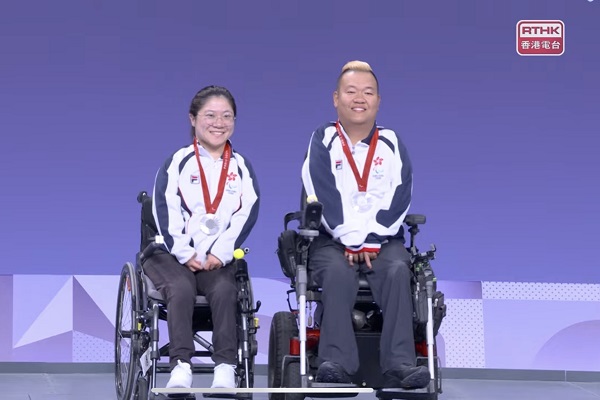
[352,107,366,112]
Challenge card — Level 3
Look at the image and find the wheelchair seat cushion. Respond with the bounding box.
[306,273,371,291]
[143,273,208,305]
[358,276,370,290]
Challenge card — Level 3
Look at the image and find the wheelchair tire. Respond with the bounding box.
[268,311,298,400]
[115,262,141,400]
[282,361,303,400]
[134,375,149,400]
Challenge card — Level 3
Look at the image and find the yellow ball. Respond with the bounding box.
[233,248,245,260]
[306,195,318,203]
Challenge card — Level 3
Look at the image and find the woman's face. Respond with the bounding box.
[189,95,235,156]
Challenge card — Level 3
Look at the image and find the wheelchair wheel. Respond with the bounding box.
[433,341,442,398]
[134,375,149,400]
[268,311,298,400]
[115,262,141,400]
[282,361,303,400]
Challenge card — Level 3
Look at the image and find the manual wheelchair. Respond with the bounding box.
[114,191,261,400]
[268,200,446,400]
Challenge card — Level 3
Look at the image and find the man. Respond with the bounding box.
[301,61,430,389]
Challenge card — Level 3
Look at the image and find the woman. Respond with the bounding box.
[143,85,260,389]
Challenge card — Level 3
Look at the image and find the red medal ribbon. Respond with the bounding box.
[335,120,379,192]
[193,138,232,214]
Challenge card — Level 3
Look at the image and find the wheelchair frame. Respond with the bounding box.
[114,191,261,400]
[268,202,446,400]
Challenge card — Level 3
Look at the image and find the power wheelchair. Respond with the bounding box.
[268,200,446,400]
[115,191,261,400]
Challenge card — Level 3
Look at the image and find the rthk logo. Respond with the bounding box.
[516,20,565,56]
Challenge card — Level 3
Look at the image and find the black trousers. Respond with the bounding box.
[142,250,238,369]
[308,236,416,375]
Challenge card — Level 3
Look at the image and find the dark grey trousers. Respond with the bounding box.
[308,236,416,375]
[142,250,237,369]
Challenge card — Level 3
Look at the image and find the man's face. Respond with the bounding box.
[334,71,380,129]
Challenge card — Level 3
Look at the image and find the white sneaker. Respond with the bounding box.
[166,360,192,389]
[211,363,236,388]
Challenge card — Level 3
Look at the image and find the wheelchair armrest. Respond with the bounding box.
[404,214,426,226]
[283,199,323,231]
[140,236,164,262]
[235,258,249,280]
[283,211,302,230]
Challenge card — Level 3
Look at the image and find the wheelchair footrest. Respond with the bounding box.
[154,389,244,399]
[165,393,197,400]
[308,382,359,388]
[203,393,251,400]
[306,382,362,398]
[153,386,371,398]
[376,386,436,400]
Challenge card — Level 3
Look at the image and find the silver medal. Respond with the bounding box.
[199,213,220,236]
[351,192,373,213]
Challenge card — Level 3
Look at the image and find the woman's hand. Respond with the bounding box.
[185,254,203,272]
[203,254,223,271]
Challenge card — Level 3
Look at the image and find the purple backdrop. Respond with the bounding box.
[1,0,598,282]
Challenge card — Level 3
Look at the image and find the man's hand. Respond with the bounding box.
[203,254,223,271]
[344,250,378,269]
[185,254,203,272]
[344,251,359,266]
[359,251,378,269]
